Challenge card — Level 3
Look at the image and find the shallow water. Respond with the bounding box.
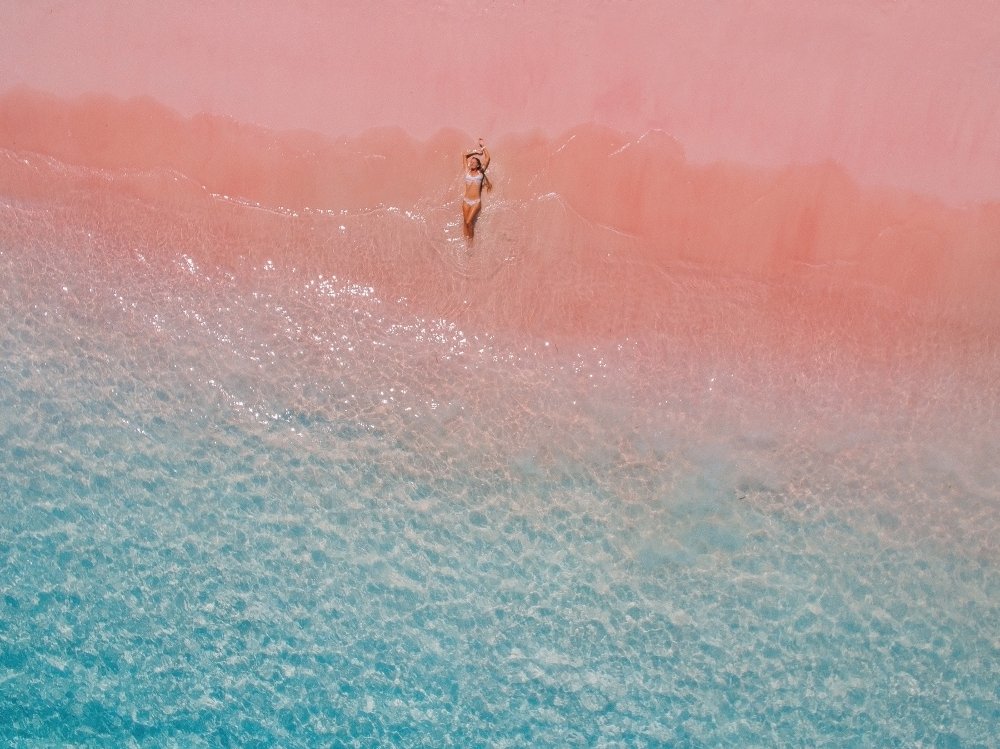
[1,121,998,747]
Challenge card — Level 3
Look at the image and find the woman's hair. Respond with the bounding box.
[478,160,493,192]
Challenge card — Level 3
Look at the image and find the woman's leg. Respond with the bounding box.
[462,202,481,239]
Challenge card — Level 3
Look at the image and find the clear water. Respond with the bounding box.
[1,160,998,747]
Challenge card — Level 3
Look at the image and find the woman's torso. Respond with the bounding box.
[463,170,484,199]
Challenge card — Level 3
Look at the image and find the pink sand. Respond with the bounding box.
[3,1,999,204]
[1,1,998,338]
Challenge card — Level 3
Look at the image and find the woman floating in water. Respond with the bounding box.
[462,138,492,240]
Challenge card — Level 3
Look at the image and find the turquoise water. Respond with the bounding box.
[1,175,998,746]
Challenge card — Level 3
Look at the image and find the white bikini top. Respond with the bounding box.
[465,172,484,183]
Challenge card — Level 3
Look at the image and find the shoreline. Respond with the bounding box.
[2,87,999,336]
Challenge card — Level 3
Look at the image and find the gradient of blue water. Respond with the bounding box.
[1,225,998,747]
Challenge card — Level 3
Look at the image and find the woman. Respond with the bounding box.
[462,138,492,240]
